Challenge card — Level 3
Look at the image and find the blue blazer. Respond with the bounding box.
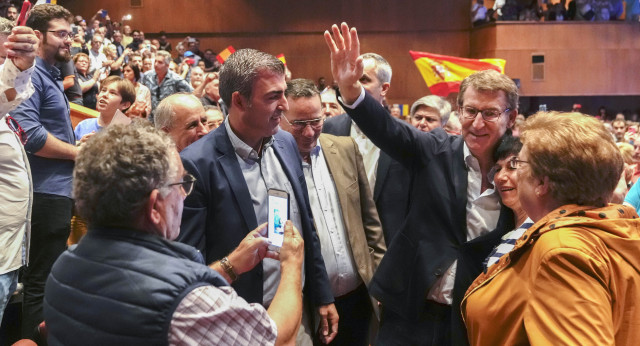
[341,92,513,325]
[178,126,334,306]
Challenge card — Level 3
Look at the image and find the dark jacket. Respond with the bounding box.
[44,227,228,346]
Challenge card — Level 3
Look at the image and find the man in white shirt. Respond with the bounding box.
[281,78,386,345]
[0,19,39,323]
[88,33,107,72]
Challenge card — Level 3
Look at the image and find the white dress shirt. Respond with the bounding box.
[0,59,36,275]
[342,87,501,305]
[224,119,304,307]
[303,143,361,297]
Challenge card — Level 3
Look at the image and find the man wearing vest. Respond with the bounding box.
[43,122,305,345]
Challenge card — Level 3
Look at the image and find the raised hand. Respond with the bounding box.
[323,22,363,104]
[5,26,39,71]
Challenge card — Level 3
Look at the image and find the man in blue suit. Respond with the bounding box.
[178,48,337,345]
[324,24,517,345]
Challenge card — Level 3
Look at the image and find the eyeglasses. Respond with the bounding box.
[167,174,196,196]
[509,157,529,169]
[47,30,74,40]
[282,114,325,131]
[6,115,27,145]
[460,106,510,122]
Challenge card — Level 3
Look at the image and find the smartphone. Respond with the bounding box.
[101,10,108,18]
[71,25,78,35]
[267,189,289,250]
[17,0,31,26]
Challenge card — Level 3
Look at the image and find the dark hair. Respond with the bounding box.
[493,132,521,162]
[26,4,72,32]
[219,48,284,109]
[123,62,141,82]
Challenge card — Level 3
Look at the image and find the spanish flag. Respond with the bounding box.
[216,46,236,64]
[276,54,286,65]
[410,51,505,96]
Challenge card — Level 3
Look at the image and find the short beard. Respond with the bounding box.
[55,50,71,63]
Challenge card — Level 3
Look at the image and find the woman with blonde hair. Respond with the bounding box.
[463,111,640,345]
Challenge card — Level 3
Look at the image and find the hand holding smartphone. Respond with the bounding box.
[267,189,289,251]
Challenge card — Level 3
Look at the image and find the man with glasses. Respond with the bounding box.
[44,122,306,345]
[324,23,517,345]
[88,33,107,73]
[178,49,335,345]
[9,4,78,337]
[280,78,386,345]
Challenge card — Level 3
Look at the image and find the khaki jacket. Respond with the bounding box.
[462,204,640,345]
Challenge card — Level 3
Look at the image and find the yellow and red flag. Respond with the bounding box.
[216,46,236,64]
[410,51,505,96]
[276,54,286,65]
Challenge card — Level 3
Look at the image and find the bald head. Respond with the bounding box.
[154,93,209,151]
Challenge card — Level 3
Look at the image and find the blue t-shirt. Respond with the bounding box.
[624,181,640,213]
[74,118,102,139]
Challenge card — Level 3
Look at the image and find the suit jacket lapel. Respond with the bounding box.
[217,129,258,229]
[451,136,468,244]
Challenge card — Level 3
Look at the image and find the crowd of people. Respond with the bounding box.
[1,3,640,346]
[472,0,638,25]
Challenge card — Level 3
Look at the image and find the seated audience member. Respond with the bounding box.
[122,62,151,118]
[141,56,153,74]
[389,105,402,119]
[612,118,627,143]
[43,122,305,345]
[409,95,451,132]
[463,111,640,345]
[444,112,462,135]
[203,105,223,131]
[618,142,636,187]
[5,5,17,22]
[0,21,39,325]
[104,45,130,77]
[189,66,205,89]
[74,76,136,140]
[141,50,193,116]
[281,78,386,345]
[74,53,101,110]
[88,34,108,73]
[321,88,344,118]
[153,93,208,152]
[200,73,228,115]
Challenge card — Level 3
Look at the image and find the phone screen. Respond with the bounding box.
[267,189,289,249]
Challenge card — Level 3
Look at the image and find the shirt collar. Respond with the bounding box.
[224,116,274,161]
[37,57,60,80]
[463,142,477,171]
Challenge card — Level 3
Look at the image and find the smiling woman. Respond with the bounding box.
[463,111,640,346]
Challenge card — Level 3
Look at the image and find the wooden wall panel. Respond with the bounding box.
[59,0,471,104]
[471,22,640,96]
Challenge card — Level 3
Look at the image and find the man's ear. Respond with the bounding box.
[231,91,247,111]
[380,82,390,97]
[34,30,43,42]
[146,189,163,227]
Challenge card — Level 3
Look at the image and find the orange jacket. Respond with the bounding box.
[462,204,640,345]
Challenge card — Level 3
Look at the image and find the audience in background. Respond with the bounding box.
[409,95,451,132]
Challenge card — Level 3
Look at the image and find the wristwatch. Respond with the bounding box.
[220,256,238,282]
